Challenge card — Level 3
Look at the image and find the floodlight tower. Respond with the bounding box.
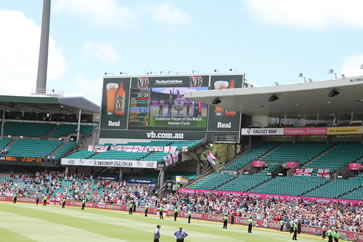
[35,0,51,94]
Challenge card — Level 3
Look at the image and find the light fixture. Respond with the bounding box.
[328,89,340,97]
[214,69,219,73]
[105,72,113,76]
[328,69,337,79]
[120,72,129,75]
[308,78,312,82]
[298,73,307,82]
[212,98,221,104]
[341,74,345,78]
[360,64,363,69]
[269,94,279,102]
[273,82,279,86]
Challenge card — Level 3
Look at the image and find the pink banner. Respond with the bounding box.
[1,196,362,241]
[253,160,265,167]
[349,163,361,170]
[179,189,363,205]
[284,128,328,136]
[287,162,299,168]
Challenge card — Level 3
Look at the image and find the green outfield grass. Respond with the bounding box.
[0,202,323,242]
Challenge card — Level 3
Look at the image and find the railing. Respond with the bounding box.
[31,89,64,97]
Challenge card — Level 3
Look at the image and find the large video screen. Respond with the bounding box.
[100,74,244,142]
[128,87,208,130]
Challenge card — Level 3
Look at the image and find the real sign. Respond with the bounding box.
[241,128,284,135]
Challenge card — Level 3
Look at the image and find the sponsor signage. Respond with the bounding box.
[328,127,362,135]
[61,158,157,169]
[284,128,328,136]
[348,163,361,170]
[100,74,244,142]
[242,127,363,136]
[241,128,284,135]
[126,178,155,184]
[252,160,265,167]
[287,162,299,168]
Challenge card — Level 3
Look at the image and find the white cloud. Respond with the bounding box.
[83,41,119,64]
[68,75,103,104]
[246,0,363,30]
[341,54,363,77]
[151,3,192,25]
[0,9,66,96]
[55,0,135,29]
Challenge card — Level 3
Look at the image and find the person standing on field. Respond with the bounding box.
[248,217,253,233]
[223,215,228,229]
[292,222,298,240]
[322,224,326,239]
[13,193,17,204]
[43,194,47,206]
[62,197,66,208]
[81,198,86,210]
[129,201,133,215]
[328,228,333,242]
[174,226,188,242]
[154,225,161,242]
[187,210,192,224]
[159,207,164,219]
[144,204,149,217]
[174,207,178,222]
[334,229,339,242]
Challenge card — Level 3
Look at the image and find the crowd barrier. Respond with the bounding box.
[1,195,362,241]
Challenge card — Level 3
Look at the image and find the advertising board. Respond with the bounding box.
[100,74,244,142]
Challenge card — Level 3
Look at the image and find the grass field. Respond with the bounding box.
[0,202,323,242]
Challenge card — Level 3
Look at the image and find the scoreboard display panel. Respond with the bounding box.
[100,74,244,142]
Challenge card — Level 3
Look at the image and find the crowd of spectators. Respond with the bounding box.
[0,171,362,233]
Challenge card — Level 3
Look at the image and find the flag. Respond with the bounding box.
[88,145,108,152]
[295,168,312,176]
[317,169,330,178]
[164,151,179,167]
[207,152,217,166]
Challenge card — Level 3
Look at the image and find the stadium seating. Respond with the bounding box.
[216,174,271,192]
[141,152,170,162]
[65,149,96,159]
[248,176,329,196]
[188,173,236,190]
[261,143,331,165]
[0,138,11,150]
[6,139,63,158]
[4,122,54,137]
[304,143,363,173]
[304,177,363,198]
[224,143,278,170]
[53,141,77,160]
[340,187,363,200]
[52,124,95,138]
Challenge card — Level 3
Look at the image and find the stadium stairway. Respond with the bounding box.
[302,144,337,168]
[47,139,73,159]
[40,125,58,139]
[1,138,15,151]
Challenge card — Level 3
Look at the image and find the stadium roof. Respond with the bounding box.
[0,95,100,114]
[185,76,363,117]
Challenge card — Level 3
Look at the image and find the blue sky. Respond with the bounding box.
[1,0,363,105]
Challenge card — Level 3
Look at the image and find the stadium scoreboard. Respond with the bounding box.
[100,74,245,142]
